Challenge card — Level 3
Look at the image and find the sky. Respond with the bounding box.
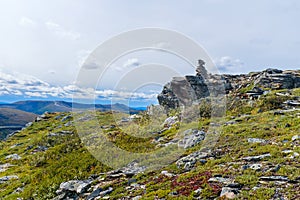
[0,0,299,106]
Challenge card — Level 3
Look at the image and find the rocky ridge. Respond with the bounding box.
[158,60,300,111]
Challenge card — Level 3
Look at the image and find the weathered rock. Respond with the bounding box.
[0,175,19,183]
[176,151,208,170]
[161,170,175,178]
[58,180,91,194]
[178,129,205,149]
[158,63,300,111]
[208,176,233,184]
[131,196,142,200]
[87,188,103,200]
[292,135,300,141]
[247,138,267,144]
[99,187,113,196]
[158,75,210,111]
[163,116,178,128]
[120,162,146,176]
[0,163,14,172]
[249,163,262,170]
[61,115,72,122]
[5,154,21,160]
[242,153,271,161]
[259,176,289,182]
[220,187,238,199]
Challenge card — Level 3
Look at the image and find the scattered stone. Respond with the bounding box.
[120,162,146,176]
[131,196,142,200]
[178,129,205,149]
[161,170,175,178]
[10,143,23,148]
[249,163,262,170]
[163,116,178,128]
[292,135,300,141]
[247,138,267,144]
[193,188,202,196]
[87,188,102,200]
[58,180,91,194]
[282,150,293,154]
[0,175,19,183]
[14,187,24,193]
[0,163,14,172]
[25,122,33,127]
[5,154,21,160]
[269,165,281,173]
[99,187,113,196]
[176,151,208,170]
[208,176,233,184]
[220,187,238,199]
[242,153,271,161]
[61,115,72,122]
[259,176,289,182]
[32,146,48,153]
[64,121,73,127]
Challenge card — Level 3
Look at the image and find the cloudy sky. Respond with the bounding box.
[0,0,299,105]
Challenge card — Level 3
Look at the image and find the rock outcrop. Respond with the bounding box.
[158,60,300,111]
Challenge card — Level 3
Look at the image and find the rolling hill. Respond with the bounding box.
[0,101,141,115]
[0,108,37,139]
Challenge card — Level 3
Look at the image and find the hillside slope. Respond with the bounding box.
[0,108,37,140]
[0,88,299,199]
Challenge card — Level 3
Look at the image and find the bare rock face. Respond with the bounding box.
[158,60,300,111]
[157,75,210,111]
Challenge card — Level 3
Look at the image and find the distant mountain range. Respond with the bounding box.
[0,100,142,115]
[0,100,144,139]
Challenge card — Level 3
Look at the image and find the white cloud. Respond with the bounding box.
[45,20,81,40]
[214,56,244,74]
[82,62,99,70]
[124,58,139,68]
[19,16,36,28]
[114,58,140,71]
[96,90,157,100]
[0,70,157,102]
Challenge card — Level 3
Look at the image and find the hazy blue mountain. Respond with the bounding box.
[0,100,141,115]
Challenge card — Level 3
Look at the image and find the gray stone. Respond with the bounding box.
[163,116,178,128]
[249,164,262,170]
[99,187,113,196]
[292,135,300,141]
[59,180,91,194]
[131,196,142,200]
[194,188,202,196]
[242,153,271,161]
[87,188,103,200]
[208,177,233,184]
[61,115,72,122]
[5,154,21,160]
[176,151,208,170]
[157,65,300,111]
[0,163,14,172]
[161,170,175,177]
[259,176,289,182]
[220,187,238,199]
[0,175,19,183]
[247,138,267,144]
[121,162,146,176]
[178,129,205,149]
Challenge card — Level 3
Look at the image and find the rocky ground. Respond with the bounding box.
[0,68,300,199]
